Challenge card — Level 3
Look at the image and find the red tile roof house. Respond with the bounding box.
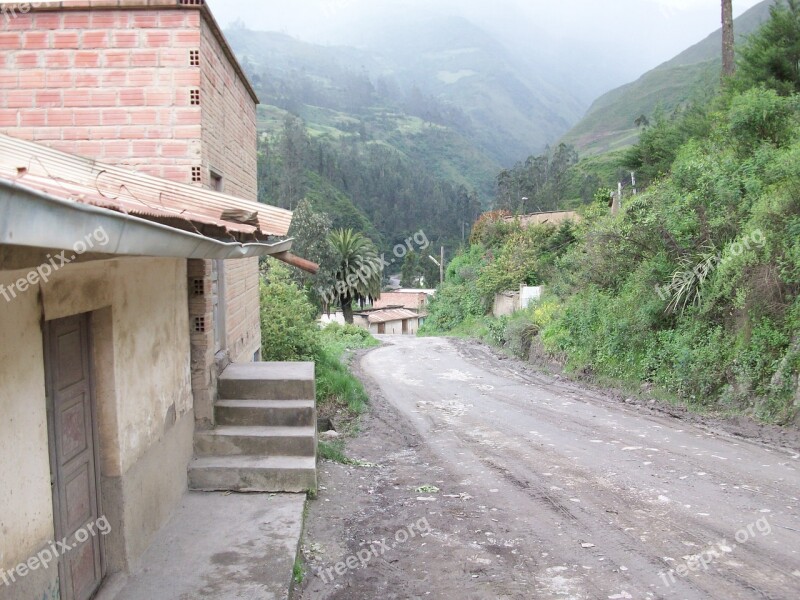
[0,2,317,599]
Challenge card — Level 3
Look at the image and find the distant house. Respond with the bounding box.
[354,307,424,335]
[503,211,581,227]
[0,3,316,599]
[493,285,543,317]
[372,290,435,312]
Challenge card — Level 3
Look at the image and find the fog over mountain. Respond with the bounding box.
[208,0,763,102]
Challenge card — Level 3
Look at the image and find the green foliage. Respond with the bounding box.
[326,229,383,322]
[432,38,800,423]
[494,144,579,212]
[562,1,773,155]
[260,261,320,362]
[400,250,420,288]
[420,246,488,334]
[727,88,797,154]
[259,266,377,416]
[737,0,800,96]
[622,103,713,187]
[315,324,377,414]
[254,88,484,257]
[476,223,576,300]
[318,440,349,463]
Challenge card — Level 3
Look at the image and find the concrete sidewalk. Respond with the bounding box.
[103,492,305,600]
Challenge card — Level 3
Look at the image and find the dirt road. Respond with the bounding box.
[297,336,800,600]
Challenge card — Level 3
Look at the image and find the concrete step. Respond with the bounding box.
[194,426,316,457]
[215,399,316,428]
[188,455,317,493]
[218,362,315,401]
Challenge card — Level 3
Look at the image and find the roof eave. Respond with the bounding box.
[0,179,292,260]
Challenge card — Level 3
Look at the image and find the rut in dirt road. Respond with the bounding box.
[300,336,800,600]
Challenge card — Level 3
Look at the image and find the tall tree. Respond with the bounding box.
[400,250,420,288]
[328,229,383,323]
[738,0,800,95]
[286,200,337,302]
[722,0,736,78]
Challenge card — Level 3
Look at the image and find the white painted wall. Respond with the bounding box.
[0,256,192,575]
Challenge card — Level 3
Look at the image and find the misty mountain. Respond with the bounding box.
[562,0,773,155]
[226,15,586,167]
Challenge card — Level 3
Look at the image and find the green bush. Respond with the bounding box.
[727,88,796,154]
[259,264,377,416]
[260,262,320,361]
[314,324,378,414]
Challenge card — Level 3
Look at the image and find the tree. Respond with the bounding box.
[738,0,800,95]
[260,262,320,361]
[279,115,310,209]
[400,250,419,288]
[286,200,337,302]
[328,229,383,323]
[722,0,736,79]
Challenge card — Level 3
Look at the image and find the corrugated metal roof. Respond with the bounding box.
[0,177,295,261]
[367,308,421,325]
[0,133,292,238]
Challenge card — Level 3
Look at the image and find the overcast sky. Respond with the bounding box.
[207,0,765,80]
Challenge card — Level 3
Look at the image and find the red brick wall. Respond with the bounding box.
[223,257,261,363]
[0,8,203,182]
[372,292,429,311]
[0,4,263,366]
[196,18,261,363]
[198,17,257,201]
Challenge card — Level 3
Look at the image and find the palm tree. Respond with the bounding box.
[328,229,382,324]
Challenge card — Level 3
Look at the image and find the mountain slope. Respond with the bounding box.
[226,16,585,169]
[562,0,773,155]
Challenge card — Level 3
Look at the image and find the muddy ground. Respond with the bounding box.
[294,336,800,600]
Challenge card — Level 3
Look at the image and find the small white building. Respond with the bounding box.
[356,308,423,335]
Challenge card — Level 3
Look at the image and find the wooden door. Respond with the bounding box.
[377,323,386,334]
[45,314,105,600]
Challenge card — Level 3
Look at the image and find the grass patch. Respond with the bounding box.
[318,439,349,463]
[315,324,378,417]
[293,558,304,585]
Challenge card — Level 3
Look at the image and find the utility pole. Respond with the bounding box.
[722,0,736,79]
[440,246,444,286]
[611,181,623,215]
[428,248,445,286]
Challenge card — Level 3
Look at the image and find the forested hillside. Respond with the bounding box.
[423,2,800,424]
[562,0,773,155]
[224,19,589,253]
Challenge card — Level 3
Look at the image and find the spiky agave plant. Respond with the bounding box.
[665,243,720,315]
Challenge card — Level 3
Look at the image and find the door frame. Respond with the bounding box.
[43,312,107,600]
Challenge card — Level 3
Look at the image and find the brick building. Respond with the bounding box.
[0,2,317,599]
[0,0,264,423]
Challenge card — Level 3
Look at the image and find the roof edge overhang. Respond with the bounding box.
[0,178,292,261]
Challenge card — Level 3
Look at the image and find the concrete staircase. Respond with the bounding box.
[189,362,317,493]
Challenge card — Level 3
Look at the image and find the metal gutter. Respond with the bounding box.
[0,179,293,261]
